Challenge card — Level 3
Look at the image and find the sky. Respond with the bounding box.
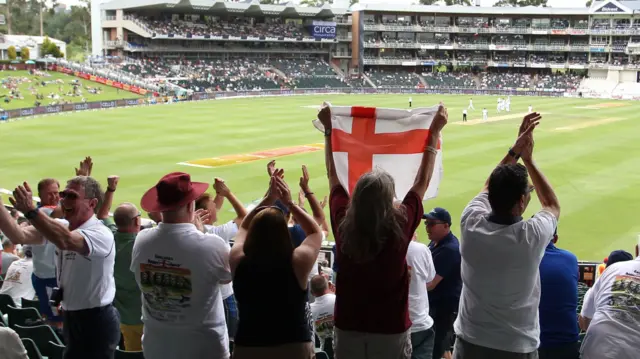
[55,0,591,9]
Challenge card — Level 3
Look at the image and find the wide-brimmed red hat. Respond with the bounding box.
[141,172,208,213]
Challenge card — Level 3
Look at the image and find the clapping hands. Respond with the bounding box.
[513,112,541,161]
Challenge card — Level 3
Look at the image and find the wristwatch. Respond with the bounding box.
[508,147,521,160]
[25,208,39,220]
[324,128,332,137]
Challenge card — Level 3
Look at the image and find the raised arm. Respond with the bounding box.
[318,104,340,189]
[229,171,280,272]
[97,175,119,220]
[410,104,448,198]
[214,178,247,226]
[299,165,329,233]
[520,126,560,219]
[275,176,322,289]
[0,197,44,245]
[482,112,541,192]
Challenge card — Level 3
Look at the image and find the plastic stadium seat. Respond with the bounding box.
[5,305,42,329]
[21,298,41,312]
[13,324,64,357]
[22,337,44,359]
[48,340,65,359]
[115,349,145,358]
[316,351,329,359]
[0,293,16,314]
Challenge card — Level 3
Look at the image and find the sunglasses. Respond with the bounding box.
[59,191,79,200]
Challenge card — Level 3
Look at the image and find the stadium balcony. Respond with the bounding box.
[422,72,476,90]
[535,74,581,92]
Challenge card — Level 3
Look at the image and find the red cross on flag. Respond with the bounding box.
[313,105,443,200]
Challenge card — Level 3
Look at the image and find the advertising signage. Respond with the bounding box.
[310,21,337,39]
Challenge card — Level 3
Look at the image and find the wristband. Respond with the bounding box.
[25,208,39,220]
[304,192,314,197]
[508,147,521,160]
[324,128,332,137]
[425,146,438,155]
[107,187,116,193]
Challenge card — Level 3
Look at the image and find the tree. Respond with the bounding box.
[7,45,16,60]
[350,0,359,5]
[259,0,282,3]
[20,46,30,59]
[494,0,547,6]
[419,0,439,4]
[586,0,592,7]
[41,36,63,58]
[299,0,333,6]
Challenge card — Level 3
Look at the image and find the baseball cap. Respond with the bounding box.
[423,207,452,225]
[606,250,633,267]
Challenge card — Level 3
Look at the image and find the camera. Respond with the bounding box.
[49,287,63,307]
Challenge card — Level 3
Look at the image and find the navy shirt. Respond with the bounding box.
[290,224,306,248]
[428,232,462,309]
[539,242,579,348]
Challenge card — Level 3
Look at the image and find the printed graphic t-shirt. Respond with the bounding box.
[580,257,640,359]
[131,222,232,359]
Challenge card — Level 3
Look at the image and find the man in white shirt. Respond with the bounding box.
[1,238,19,276]
[579,245,640,359]
[482,108,488,121]
[0,176,119,359]
[454,112,560,359]
[462,109,467,123]
[407,233,436,359]
[506,96,511,112]
[528,105,533,114]
[133,172,232,359]
[468,98,474,110]
[497,98,502,113]
[0,327,28,359]
[0,246,36,306]
[196,178,247,341]
[310,275,336,351]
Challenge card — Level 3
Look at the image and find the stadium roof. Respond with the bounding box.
[352,3,590,16]
[102,0,348,17]
[590,0,640,13]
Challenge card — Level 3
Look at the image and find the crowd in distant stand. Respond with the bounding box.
[1,104,639,359]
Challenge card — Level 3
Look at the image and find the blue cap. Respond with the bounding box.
[607,250,633,267]
[423,207,451,225]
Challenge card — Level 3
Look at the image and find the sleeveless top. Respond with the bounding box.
[233,255,313,347]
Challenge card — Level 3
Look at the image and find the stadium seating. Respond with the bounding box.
[481,72,531,90]
[422,72,475,89]
[366,70,420,88]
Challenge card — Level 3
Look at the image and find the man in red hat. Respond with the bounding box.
[132,172,233,359]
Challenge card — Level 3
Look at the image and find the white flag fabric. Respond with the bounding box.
[313,105,443,200]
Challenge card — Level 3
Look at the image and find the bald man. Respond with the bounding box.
[113,203,144,351]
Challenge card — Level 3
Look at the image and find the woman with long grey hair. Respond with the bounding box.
[318,104,448,359]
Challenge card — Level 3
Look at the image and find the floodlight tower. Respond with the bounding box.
[91,0,103,57]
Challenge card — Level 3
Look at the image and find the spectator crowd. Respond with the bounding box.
[1,104,639,359]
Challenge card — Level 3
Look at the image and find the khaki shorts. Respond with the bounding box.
[334,328,412,359]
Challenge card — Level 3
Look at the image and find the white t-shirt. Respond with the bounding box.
[310,293,336,343]
[580,257,640,359]
[0,327,27,359]
[407,241,436,333]
[482,109,488,116]
[0,258,36,307]
[528,106,533,113]
[463,109,467,115]
[30,240,56,279]
[53,216,116,311]
[205,221,238,300]
[409,97,412,102]
[455,193,557,353]
[131,222,232,359]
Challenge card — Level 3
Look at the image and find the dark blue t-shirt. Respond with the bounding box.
[289,224,306,248]
[428,232,462,309]
[539,242,579,348]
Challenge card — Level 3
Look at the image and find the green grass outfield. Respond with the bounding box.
[0,70,140,110]
[1,94,639,261]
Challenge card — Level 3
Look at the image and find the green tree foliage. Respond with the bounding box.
[350,0,359,6]
[20,46,30,59]
[41,36,63,57]
[494,0,547,6]
[299,0,333,6]
[7,45,17,60]
[5,0,90,58]
[586,0,593,7]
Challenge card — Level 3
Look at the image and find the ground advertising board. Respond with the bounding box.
[1,88,566,121]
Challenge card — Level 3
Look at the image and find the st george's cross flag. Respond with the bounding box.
[313,105,443,200]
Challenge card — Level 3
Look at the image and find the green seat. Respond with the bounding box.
[5,305,42,329]
[14,324,63,357]
[21,337,44,359]
[115,349,145,358]
[21,298,41,312]
[48,340,65,359]
[0,293,16,314]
